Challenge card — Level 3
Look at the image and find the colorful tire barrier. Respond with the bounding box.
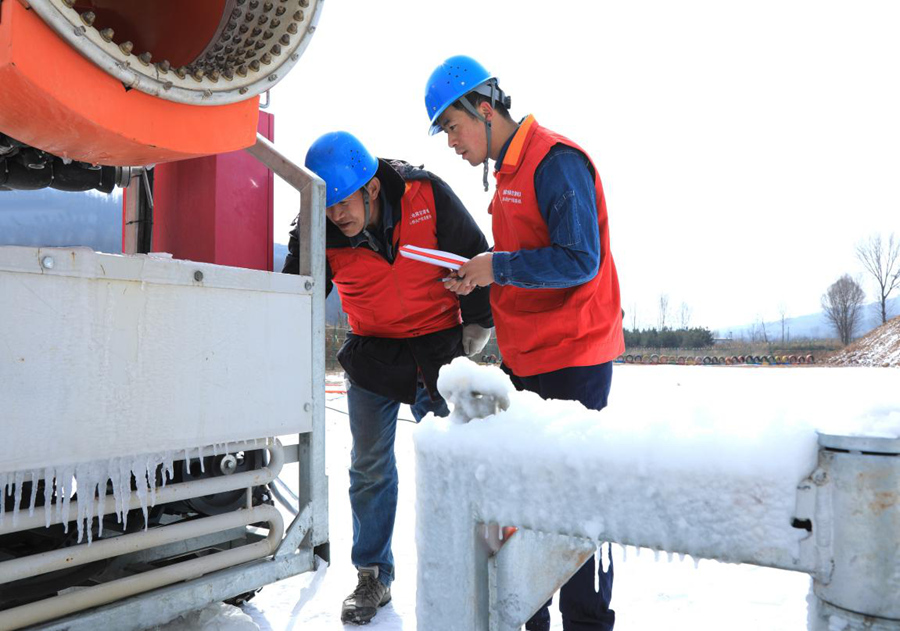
[620,352,814,366]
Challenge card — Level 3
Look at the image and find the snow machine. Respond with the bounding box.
[1,2,328,629]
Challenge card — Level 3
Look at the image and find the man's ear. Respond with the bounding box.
[367,176,381,199]
[479,102,495,121]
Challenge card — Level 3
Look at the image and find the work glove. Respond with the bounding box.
[462,324,493,357]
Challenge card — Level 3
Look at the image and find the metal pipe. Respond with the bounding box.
[0,505,283,630]
[0,505,279,585]
[0,440,283,536]
[271,478,300,516]
[246,132,329,554]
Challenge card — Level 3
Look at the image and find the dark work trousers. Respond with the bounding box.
[507,362,616,631]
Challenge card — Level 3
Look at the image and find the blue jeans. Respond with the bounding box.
[347,380,449,587]
[511,363,616,631]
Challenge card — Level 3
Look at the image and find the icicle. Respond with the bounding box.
[131,456,150,529]
[600,543,610,574]
[75,464,87,543]
[621,544,627,563]
[163,451,175,488]
[44,468,54,529]
[112,457,131,528]
[653,548,660,562]
[96,463,108,538]
[198,445,205,473]
[678,552,686,563]
[213,443,219,457]
[0,472,7,527]
[28,470,38,517]
[145,456,156,508]
[693,556,701,570]
[59,466,75,533]
[12,471,24,527]
[666,551,674,563]
[634,545,641,558]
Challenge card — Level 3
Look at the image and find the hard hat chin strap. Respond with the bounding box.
[458,80,503,193]
[362,186,371,228]
[360,186,380,252]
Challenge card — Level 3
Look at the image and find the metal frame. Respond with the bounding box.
[0,135,328,630]
[245,132,329,561]
[416,392,900,631]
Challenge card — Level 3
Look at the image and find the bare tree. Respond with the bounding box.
[678,302,692,329]
[756,314,769,344]
[856,233,900,325]
[778,303,788,344]
[658,293,669,330]
[630,302,638,332]
[821,275,866,345]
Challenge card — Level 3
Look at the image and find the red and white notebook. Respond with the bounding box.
[398,245,469,271]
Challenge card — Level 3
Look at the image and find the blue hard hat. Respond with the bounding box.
[424,55,494,136]
[304,131,378,207]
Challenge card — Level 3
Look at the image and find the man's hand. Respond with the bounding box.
[444,253,494,296]
[462,324,493,357]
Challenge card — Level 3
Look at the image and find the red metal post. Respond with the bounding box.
[150,111,275,271]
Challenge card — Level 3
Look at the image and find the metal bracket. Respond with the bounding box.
[274,504,312,558]
[487,527,596,631]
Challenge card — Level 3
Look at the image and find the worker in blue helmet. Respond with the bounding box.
[283,130,494,625]
[425,56,624,631]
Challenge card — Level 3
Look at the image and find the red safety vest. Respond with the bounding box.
[328,179,461,338]
[490,115,624,376]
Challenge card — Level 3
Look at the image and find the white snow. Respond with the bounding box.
[151,603,259,631]
[417,361,898,561]
[828,316,900,368]
[8,364,891,629]
[156,362,900,630]
[414,361,900,627]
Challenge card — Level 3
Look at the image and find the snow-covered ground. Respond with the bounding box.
[154,363,900,630]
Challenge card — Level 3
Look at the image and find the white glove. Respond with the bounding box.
[462,324,493,357]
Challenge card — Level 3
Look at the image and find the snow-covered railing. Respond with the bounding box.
[414,360,900,631]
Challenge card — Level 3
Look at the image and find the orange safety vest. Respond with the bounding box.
[490,115,624,376]
[327,179,462,338]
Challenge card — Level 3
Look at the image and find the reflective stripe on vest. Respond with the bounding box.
[490,115,625,376]
[327,179,462,338]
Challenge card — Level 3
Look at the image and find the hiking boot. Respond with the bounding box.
[341,566,391,625]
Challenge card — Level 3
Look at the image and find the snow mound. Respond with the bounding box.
[827,315,900,367]
[437,356,513,424]
[152,603,259,630]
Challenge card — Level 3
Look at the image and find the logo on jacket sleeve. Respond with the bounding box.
[409,208,434,225]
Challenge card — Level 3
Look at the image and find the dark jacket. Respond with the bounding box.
[283,159,493,403]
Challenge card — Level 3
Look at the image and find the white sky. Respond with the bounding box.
[268,0,900,330]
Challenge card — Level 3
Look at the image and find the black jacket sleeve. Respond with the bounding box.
[281,218,334,297]
[430,176,493,328]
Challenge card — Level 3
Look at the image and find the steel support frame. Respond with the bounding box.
[0,134,328,630]
[30,547,318,631]
[245,132,329,562]
[417,388,900,631]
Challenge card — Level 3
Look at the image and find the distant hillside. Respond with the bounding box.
[717,296,900,342]
[827,315,900,367]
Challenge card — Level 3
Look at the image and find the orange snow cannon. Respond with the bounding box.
[0,0,321,166]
